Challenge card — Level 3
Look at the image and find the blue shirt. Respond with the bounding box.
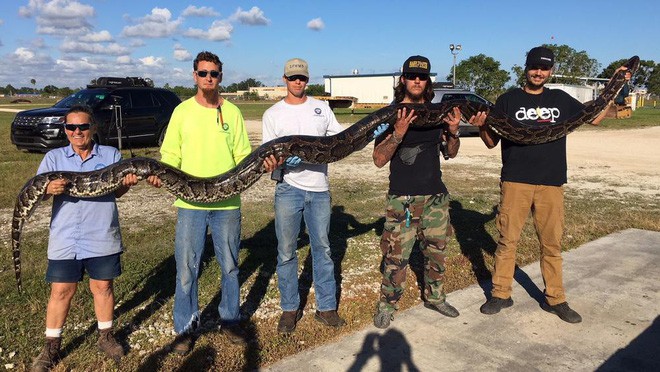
[37,144,124,260]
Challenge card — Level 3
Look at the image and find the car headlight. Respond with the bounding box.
[41,116,65,124]
[41,128,62,139]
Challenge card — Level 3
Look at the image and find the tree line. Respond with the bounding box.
[2,44,657,102]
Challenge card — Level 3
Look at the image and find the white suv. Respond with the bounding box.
[431,89,491,136]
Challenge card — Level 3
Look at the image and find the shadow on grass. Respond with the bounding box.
[300,205,384,310]
[348,329,420,372]
[57,253,178,362]
[449,200,497,296]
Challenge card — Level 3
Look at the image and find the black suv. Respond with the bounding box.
[10,77,181,152]
[431,83,492,136]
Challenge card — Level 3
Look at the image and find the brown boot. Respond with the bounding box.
[30,337,61,372]
[97,328,125,361]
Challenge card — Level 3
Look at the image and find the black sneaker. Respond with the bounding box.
[277,310,303,334]
[480,297,514,315]
[541,301,582,323]
[424,301,460,318]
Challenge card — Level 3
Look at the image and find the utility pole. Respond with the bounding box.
[449,44,462,86]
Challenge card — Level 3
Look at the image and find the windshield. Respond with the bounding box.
[53,89,109,108]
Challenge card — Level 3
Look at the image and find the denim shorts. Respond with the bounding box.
[46,253,122,283]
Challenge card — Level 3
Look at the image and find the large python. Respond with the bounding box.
[10,56,639,292]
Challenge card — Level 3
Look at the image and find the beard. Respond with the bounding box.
[405,89,425,103]
[526,74,549,90]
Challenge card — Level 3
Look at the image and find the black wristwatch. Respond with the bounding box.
[448,129,461,138]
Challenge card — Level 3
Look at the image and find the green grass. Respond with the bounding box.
[0,100,659,371]
[576,106,660,131]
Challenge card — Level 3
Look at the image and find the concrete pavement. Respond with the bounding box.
[266,228,660,372]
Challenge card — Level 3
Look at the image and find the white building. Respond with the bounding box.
[545,84,597,103]
[323,73,437,105]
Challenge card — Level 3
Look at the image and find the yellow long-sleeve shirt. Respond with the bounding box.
[160,97,252,210]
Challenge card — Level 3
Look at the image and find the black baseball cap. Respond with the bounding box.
[402,55,431,74]
[525,46,555,67]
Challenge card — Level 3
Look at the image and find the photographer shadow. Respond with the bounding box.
[348,329,420,372]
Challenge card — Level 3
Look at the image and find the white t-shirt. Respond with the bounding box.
[262,96,345,192]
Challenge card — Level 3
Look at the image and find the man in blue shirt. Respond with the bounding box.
[31,105,138,371]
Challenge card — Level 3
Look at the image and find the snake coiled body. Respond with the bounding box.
[10,56,639,292]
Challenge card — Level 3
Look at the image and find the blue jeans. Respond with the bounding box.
[173,208,241,334]
[274,182,337,312]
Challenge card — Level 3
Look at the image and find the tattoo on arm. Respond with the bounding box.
[373,134,401,168]
[445,135,460,158]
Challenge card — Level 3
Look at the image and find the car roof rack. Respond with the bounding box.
[88,77,154,88]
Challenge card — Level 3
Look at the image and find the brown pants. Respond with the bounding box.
[492,181,566,305]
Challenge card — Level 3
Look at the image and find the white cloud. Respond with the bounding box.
[173,44,192,62]
[122,8,181,38]
[14,47,36,62]
[8,47,55,67]
[0,19,4,26]
[184,20,233,41]
[139,56,164,67]
[31,38,48,49]
[231,6,269,25]
[60,39,129,55]
[116,55,132,64]
[130,39,146,47]
[18,0,39,17]
[307,18,325,31]
[79,30,113,42]
[182,5,219,17]
[20,0,95,36]
[56,56,100,72]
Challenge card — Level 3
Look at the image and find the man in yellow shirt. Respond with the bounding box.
[148,51,264,354]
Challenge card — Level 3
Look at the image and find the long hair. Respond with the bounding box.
[393,76,435,103]
[193,51,223,71]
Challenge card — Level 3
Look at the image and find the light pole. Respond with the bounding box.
[449,44,462,86]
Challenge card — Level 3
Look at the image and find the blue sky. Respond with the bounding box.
[0,0,658,90]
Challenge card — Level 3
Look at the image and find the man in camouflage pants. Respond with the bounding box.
[372,55,462,328]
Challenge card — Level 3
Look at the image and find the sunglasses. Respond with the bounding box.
[286,75,309,82]
[527,65,552,71]
[196,70,221,78]
[403,73,429,81]
[64,123,92,131]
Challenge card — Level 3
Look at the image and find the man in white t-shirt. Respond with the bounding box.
[262,58,347,333]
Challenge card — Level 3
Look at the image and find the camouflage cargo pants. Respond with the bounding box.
[378,194,451,311]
